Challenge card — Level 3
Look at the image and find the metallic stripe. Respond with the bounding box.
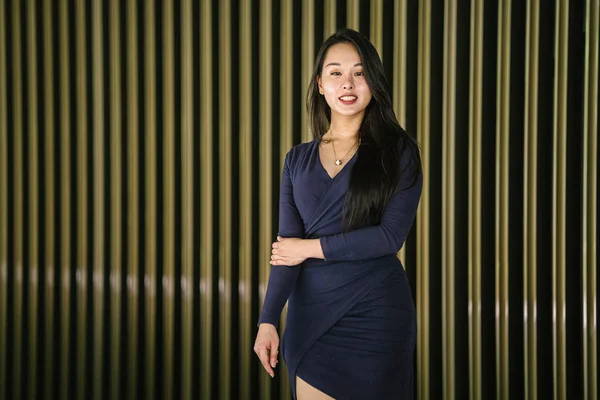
[442,1,457,398]
[416,1,431,398]
[468,1,484,398]
[126,1,140,398]
[180,0,193,398]
[370,0,383,58]
[523,1,539,398]
[302,0,314,142]
[26,1,40,398]
[58,0,70,397]
[0,0,6,394]
[346,0,360,31]
[74,1,88,398]
[394,0,407,265]
[218,1,232,398]
[552,1,568,398]
[324,0,336,38]
[259,0,273,397]
[496,1,511,398]
[239,1,253,398]
[200,0,214,398]
[583,1,599,398]
[92,0,105,398]
[162,0,175,397]
[144,0,157,397]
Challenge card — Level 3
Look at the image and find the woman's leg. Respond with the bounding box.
[295,376,336,400]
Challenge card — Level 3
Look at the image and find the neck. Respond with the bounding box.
[328,113,363,139]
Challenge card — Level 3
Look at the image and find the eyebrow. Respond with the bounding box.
[324,62,363,68]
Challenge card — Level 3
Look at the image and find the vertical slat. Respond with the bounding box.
[279,1,293,398]
[583,1,598,398]
[468,1,484,398]
[370,0,383,58]
[58,0,70,397]
[324,0,336,38]
[162,0,175,397]
[144,0,157,397]
[74,1,87,398]
[239,1,253,398]
[442,1,457,398]
[200,0,213,398]
[180,0,193,398]
[0,0,6,393]
[523,1,539,398]
[26,1,40,398]
[126,1,139,398]
[108,0,122,397]
[416,1,431,398]
[218,1,232,399]
[259,0,273,397]
[552,1,568,398]
[394,0,407,265]
[43,1,56,397]
[92,0,105,398]
[346,0,360,31]
[302,0,314,142]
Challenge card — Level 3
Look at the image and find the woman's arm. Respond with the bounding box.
[257,150,304,327]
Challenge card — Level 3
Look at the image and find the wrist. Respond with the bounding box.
[304,239,324,259]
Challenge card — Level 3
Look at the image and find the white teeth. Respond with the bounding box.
[340,96,357,101]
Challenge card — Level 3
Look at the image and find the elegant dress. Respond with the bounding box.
[258,139,422,399]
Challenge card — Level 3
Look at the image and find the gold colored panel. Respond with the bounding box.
[260,0,273,397]
[302,0,315,142]
[239,1,253,399]
[180,0,193,398]
[58,0,71,398]
[442,2,457,398]
[74,1,88,398]
[219,1,232,399]
[200,1,214,398]
[552,1,568,398]
[468,1,484,398]
[92,0,105,398]
[583,1,598,398]
[346,0,359,31]
[26,1,40,399]
[416,1,431,398]
[144,0,157,397]
[496,1,511,399]
[324,0,336,38]
[43,1,57,397]
[523,1,539,398]
[126,1,140,398]
[0,0,6,393]
[370,0,383,58]
[162,1,175,397]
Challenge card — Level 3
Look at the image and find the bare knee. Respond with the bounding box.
[295,376,336,400]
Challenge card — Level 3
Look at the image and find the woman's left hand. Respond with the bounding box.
[270,236,307,266]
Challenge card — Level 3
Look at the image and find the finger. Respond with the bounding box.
[270,342,279,368]
[277,236,282,241]
[272,242,278,249]
[260,347,274,377]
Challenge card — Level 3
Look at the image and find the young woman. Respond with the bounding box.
[254,29,423,399]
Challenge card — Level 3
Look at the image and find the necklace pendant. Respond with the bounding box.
[335,159,342,166]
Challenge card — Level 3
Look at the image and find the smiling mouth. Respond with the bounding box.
[339,95,358,104]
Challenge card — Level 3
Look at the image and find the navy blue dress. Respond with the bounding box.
[258,139,422,399]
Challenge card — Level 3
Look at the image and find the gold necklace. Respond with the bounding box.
[331,135,360,166]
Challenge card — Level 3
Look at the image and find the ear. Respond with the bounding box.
[316,76,323,94]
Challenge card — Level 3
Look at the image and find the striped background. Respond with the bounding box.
[0,0,598,399]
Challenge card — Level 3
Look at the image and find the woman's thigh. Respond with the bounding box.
[295,376,336,400]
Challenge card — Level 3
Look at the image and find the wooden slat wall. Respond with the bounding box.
[0,1,597,399]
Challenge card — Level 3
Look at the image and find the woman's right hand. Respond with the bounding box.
[254,323,280,378]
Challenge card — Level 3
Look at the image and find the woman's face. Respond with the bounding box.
[317,42,373,120]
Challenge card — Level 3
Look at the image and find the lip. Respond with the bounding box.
[338,95,358,105]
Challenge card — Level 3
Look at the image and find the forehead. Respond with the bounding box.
[323,43,362,65]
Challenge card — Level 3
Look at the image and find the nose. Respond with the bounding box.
[343,76,354,90]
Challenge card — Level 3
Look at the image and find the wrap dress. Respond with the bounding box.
[258,139,422,399]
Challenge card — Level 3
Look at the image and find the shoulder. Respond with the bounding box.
[284,140,316,168]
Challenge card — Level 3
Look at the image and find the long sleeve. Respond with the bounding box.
[320,161,423,262]
[257,150,304,327]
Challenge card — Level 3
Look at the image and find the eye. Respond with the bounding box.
[330,71,341,76]
[355,71,364,76]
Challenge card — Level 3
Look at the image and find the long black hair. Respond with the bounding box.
[307,28,422,231]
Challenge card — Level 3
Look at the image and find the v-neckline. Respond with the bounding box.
[316,140,357,180]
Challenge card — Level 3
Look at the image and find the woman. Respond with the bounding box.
[254,29,422,399]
